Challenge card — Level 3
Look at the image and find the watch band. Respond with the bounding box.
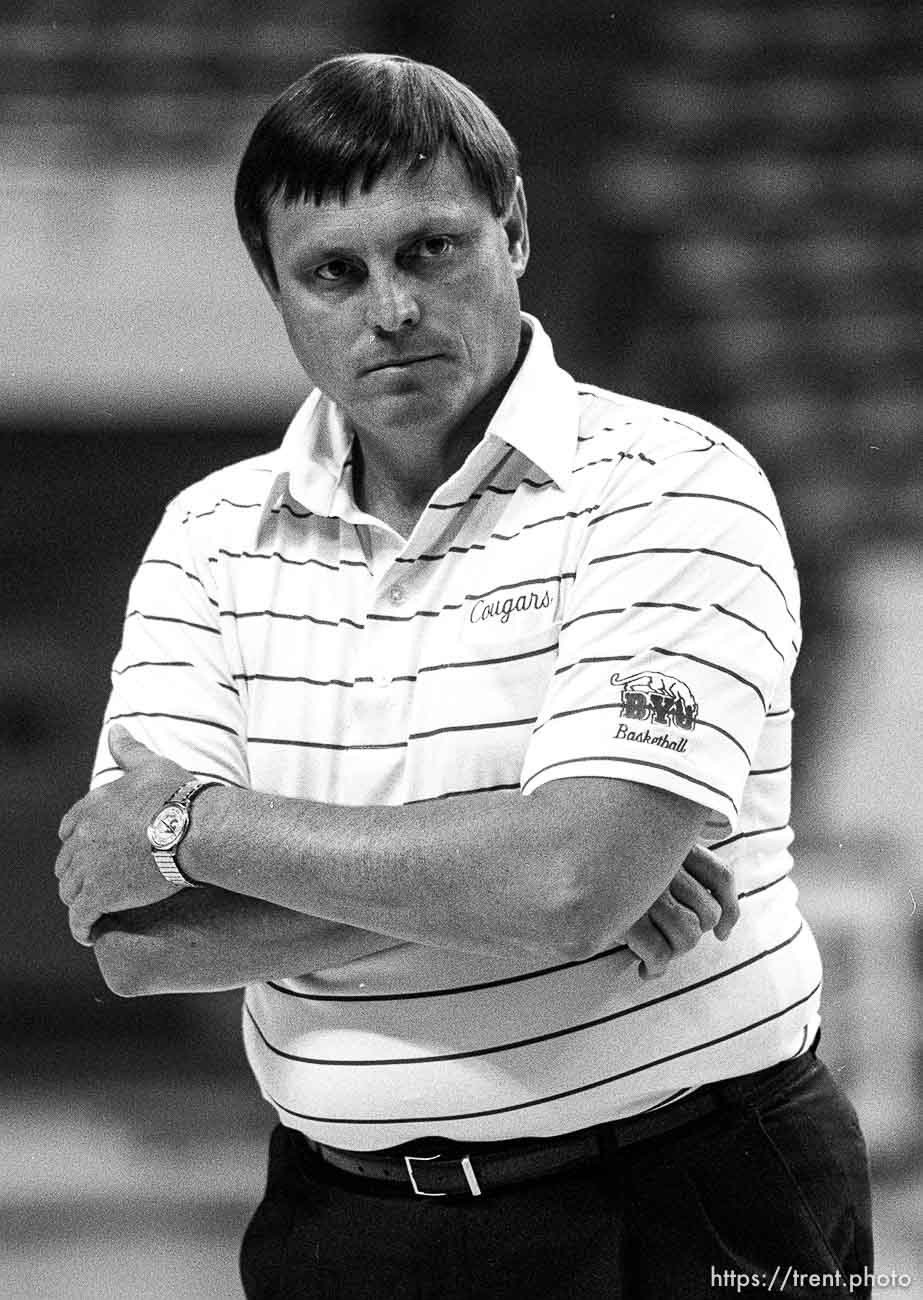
[148,777,220,887]
[152,848,196,888]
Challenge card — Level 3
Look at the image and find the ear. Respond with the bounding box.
[504,177,530,279]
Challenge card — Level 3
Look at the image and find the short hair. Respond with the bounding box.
[234,53,520,288]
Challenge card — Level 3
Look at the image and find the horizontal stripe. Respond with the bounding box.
[270,501,312,520]
[234,670,415,688]
[396,542,487,563]
[607,449,656,467]
[124,611,221,636]
[418,640,558,675]
[749,763,791,777]
[468,572,571,603]
[212,547,370,573]
[525,754,735,810]
[712,603,785,662]
[652,645,766,709]
[112,659,194,674]
[588,547,796,624]
[586,500,653,527]
[491,503,598,540]
[560,599,699,634]
[265,941,631,1003]
[367,604,463,624]
[232,642,557,691]
[220,608,365,631]
[247,734,408,752]
[234,671,367,689]
[661,416,756,470]
[404,781,522,803]
[394,506,597,564]
[409,715,537,743]
[575,452,654,474]
[662,419,714,453]
[709,824,790,851]
[261,976,820,1125]
[554,653,633,678]
[106,709,240,737]
[534,702,752,764]
[662,491,782,536]
[91,763,243,786]
[427,476,553,511]
[739,872,792,899]
[182,497,263,522]
[141,557,207,589]
[246,923,805,1067]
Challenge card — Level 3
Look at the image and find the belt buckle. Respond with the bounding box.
[404,1153,482,1197]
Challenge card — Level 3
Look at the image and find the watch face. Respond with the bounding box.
[147,804,189,851]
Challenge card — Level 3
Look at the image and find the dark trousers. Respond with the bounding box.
[240,1051,873,1299]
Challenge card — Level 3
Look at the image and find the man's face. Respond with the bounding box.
[262,150,529,446]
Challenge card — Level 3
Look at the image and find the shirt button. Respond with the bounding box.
[388,585,406,605]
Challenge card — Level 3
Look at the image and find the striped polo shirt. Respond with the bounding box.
[92,314,821,1149]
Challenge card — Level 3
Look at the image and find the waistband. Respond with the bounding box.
[304,1041,819,1199]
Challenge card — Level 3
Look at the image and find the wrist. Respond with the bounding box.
[181,782,236,886]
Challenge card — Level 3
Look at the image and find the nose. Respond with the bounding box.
[364,269,420,335]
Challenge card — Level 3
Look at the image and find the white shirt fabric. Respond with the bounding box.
[92,314,821,1149]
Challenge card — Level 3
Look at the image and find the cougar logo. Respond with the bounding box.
[610,672,698,732]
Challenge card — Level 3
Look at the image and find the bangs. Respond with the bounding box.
[273,61,492,209]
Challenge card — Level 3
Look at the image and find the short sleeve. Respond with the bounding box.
[519,437,801,835]
[90,495,250,790]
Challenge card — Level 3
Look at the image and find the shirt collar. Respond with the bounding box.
[484,314,578,490]
[255,313,578,538]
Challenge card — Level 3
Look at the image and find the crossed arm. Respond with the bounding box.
[57,726,738,995]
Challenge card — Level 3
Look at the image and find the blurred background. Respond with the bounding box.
[2,0,920,1295]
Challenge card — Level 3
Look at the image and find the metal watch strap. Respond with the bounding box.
[150,778,220,887]
[152,848,196,887]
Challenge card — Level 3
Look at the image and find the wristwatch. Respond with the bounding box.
[147,777,220,887]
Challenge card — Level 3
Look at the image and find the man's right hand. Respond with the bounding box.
[625,845,738,980]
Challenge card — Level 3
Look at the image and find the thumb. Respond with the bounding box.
[108,723,155,770]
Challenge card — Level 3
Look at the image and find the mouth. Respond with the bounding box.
[363,353,442,375]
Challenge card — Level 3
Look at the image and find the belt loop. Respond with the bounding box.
[460,1156,482,1197]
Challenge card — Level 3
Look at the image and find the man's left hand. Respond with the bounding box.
[56,726,192,946]
[625,844,739,980]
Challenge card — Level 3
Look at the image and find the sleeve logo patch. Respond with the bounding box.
[610,672,698,750]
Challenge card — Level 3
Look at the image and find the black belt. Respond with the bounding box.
[305,1058,801,1198]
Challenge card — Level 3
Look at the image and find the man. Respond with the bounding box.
[56,54,872,1298]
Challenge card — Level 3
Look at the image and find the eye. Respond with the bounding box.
[314,259,357,282]
[407,235,455,262]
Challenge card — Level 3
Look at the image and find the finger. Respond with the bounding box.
[58,873,81,908]
[647,891,702,953]
[57,797,87,845]
[681,846,739,939]
[108,723,155,770]
[57,869,83,910]
[668,869,722,933]
[55,844,78,902]
[69,905,98,947]
[625,914,672,980]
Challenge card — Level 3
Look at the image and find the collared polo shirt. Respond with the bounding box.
[93,314,821,1149]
